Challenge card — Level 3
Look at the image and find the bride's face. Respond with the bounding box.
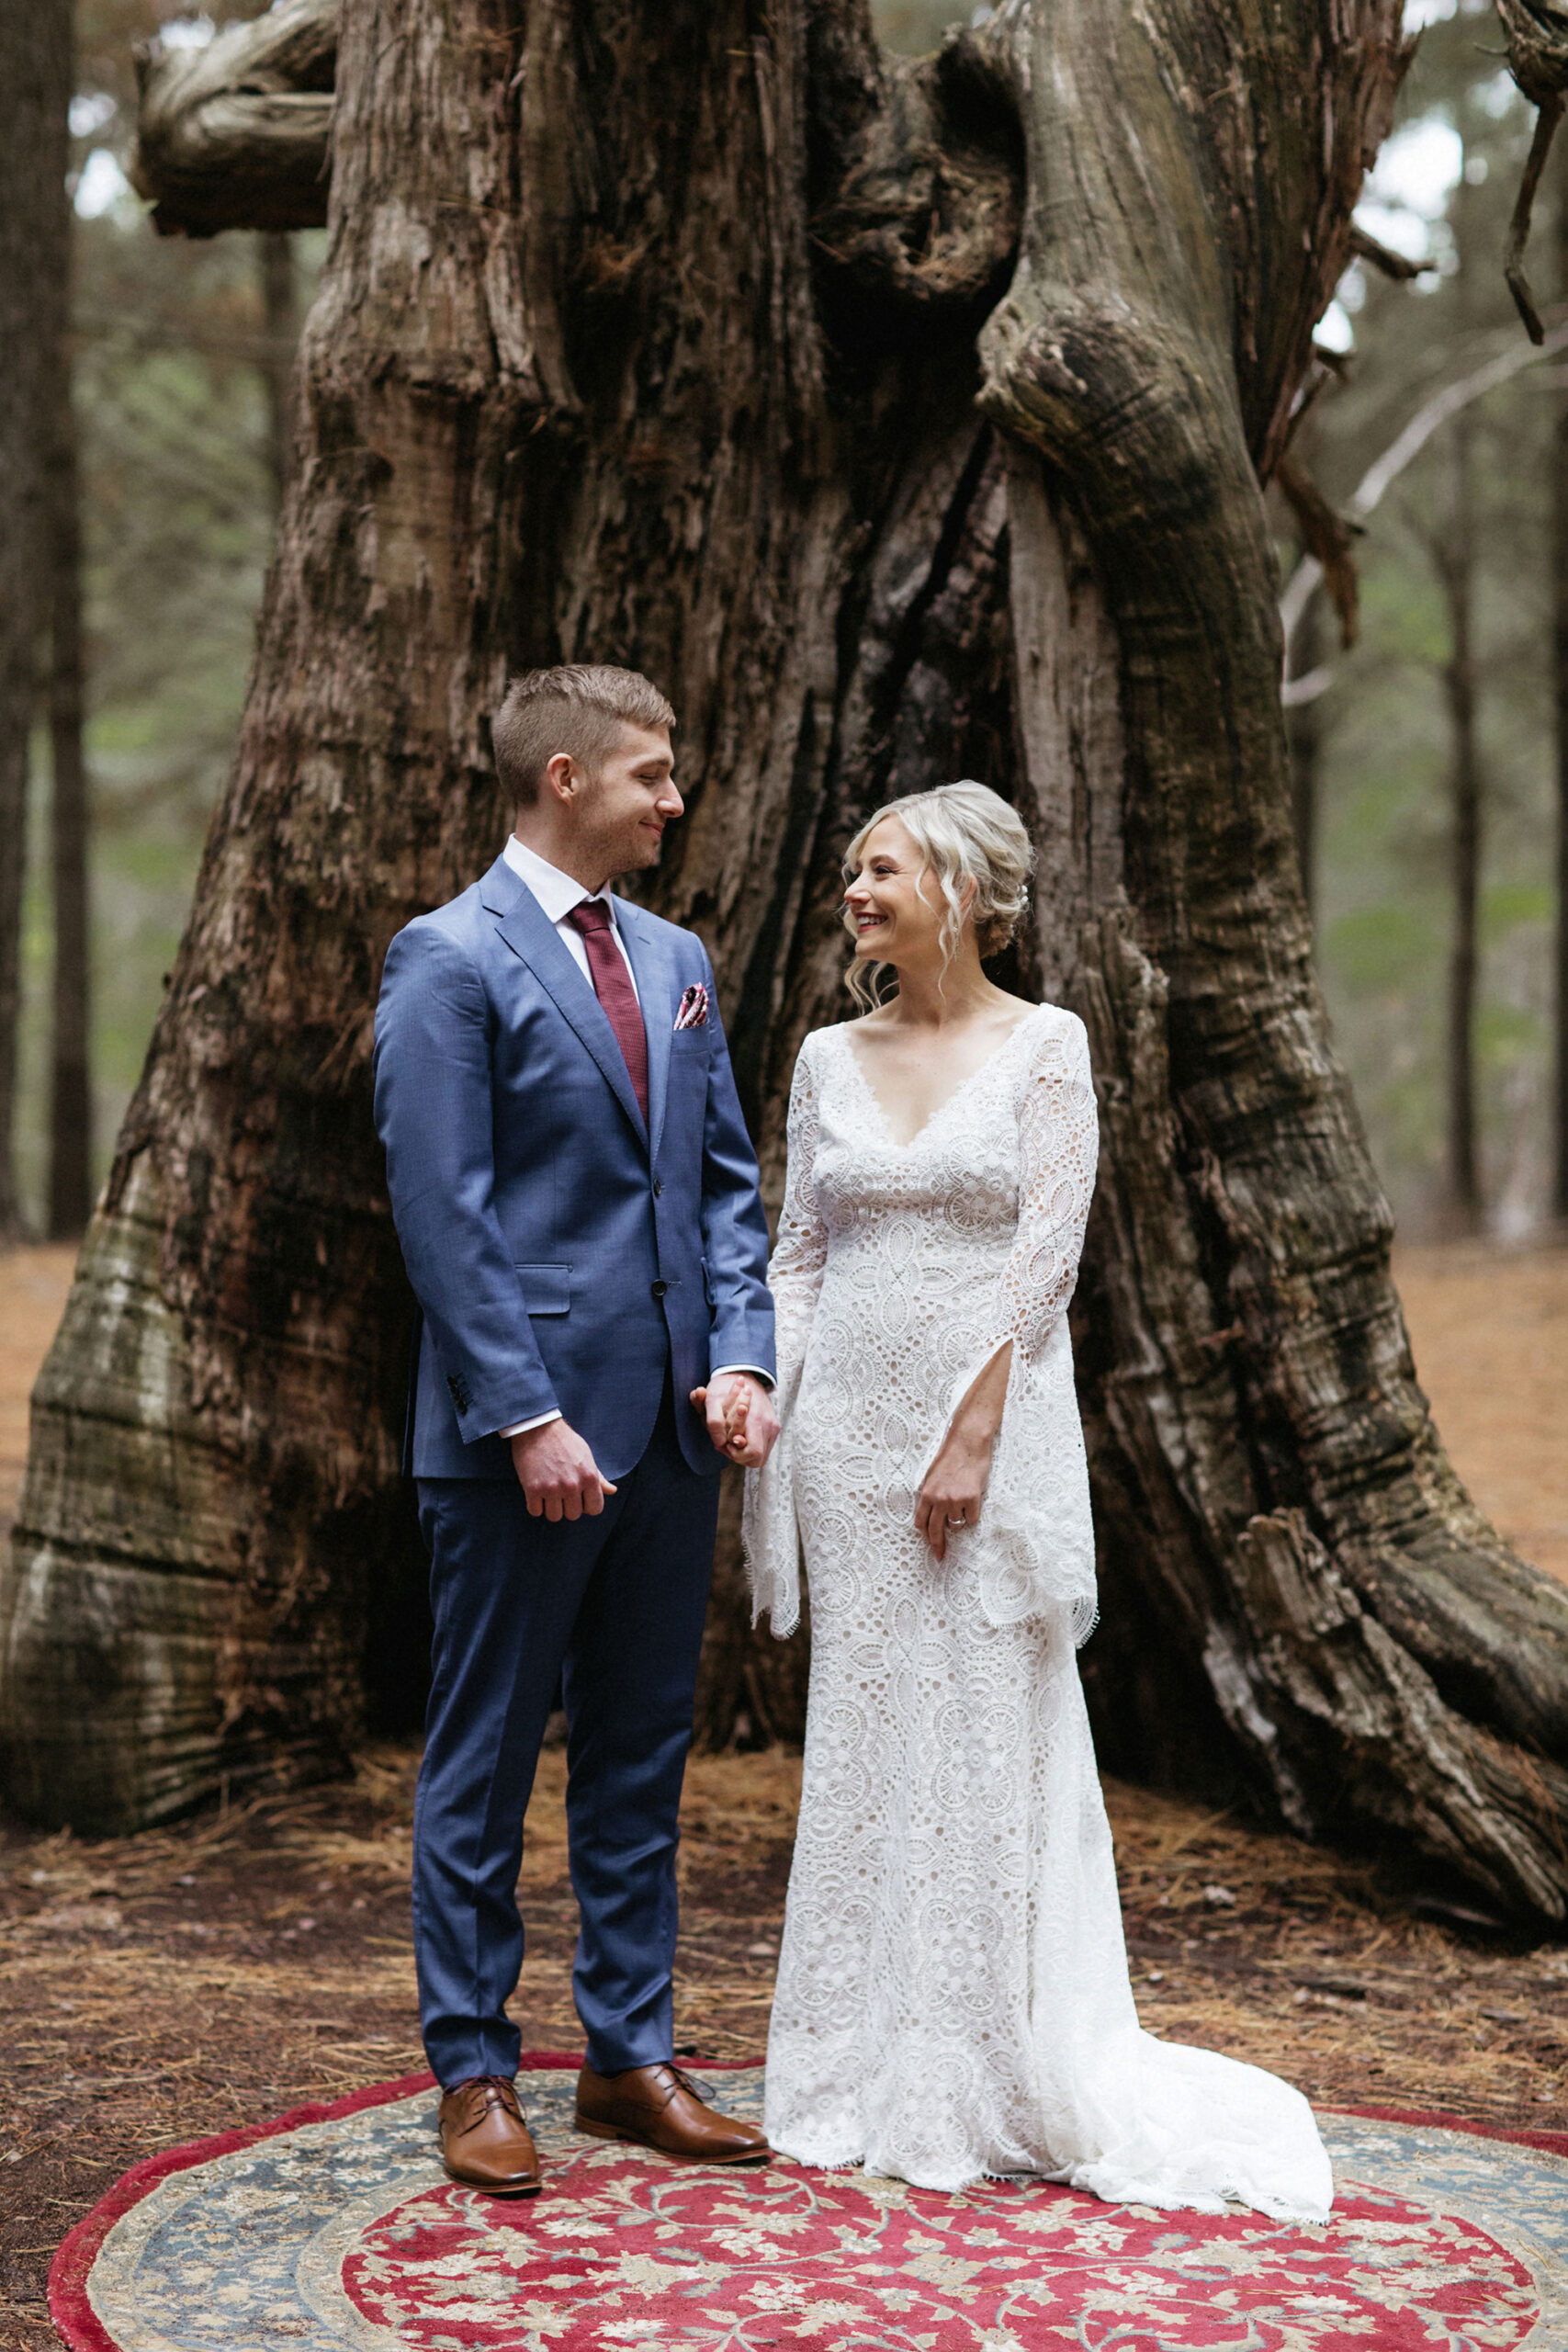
[842,816,949,972]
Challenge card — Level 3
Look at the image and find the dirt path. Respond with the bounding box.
[0,1248,73,1537]
[1,1241,1565,2349]
[1393,1240,1568,1586]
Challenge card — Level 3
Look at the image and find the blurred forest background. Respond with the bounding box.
[7,0,1567,1244]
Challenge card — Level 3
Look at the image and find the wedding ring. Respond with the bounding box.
[945,1515,966,1527]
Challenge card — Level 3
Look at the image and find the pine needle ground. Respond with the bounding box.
[2,1743,1565,2351]
[2,1241,1564,2347]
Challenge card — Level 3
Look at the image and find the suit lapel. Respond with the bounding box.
[615,898,674,1161]
[480,855,649,1148]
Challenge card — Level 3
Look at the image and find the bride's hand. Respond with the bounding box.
[914,1341,1012,1562]
[916,1423,996,1562]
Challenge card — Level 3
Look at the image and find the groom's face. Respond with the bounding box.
[580,722,683,879]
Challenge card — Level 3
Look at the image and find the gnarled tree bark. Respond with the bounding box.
[130,0,335,237]
[6,0,1568,1921]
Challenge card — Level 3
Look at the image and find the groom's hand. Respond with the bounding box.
[691,1373,780,1469]
[510,1419,617,1521]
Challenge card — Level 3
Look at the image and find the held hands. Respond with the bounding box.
[510,1419,617,1520]
[510,1374,781,1511]
[690,1372,781,1469]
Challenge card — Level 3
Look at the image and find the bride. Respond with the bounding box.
[743,781,1332,2218]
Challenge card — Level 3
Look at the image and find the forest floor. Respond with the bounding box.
[2,1237,1567,2350]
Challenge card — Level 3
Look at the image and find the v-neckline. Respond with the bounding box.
[838,1005,1043,1151]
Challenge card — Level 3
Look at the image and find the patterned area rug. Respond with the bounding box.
[51,2055,1568,2350]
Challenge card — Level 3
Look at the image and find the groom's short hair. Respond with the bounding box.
[493,665,677,807]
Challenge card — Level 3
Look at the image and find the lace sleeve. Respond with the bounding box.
[981,1010,1099,1368]
[741,1035,825,1637]
[944,1010,1100,1643]
[768,1037,828,1376]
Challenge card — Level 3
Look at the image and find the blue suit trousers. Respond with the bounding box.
[412,1371,721,2087]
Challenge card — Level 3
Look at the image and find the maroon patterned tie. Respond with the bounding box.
[567,899,649,1128]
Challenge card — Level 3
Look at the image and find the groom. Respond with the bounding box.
[374,664,779,2194]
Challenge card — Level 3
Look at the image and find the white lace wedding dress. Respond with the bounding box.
[743,1003,1332,2218]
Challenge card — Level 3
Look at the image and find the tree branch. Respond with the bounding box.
[1506,93,1563,345]
[1280,312,1568,673]
[1348,222,1429,282]
[1274,453,1360,649]
[130,0,336,238]
[1495,0,1568,340]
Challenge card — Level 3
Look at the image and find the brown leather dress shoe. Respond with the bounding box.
[437,2075,541,2195]
[575,2061,770,2163]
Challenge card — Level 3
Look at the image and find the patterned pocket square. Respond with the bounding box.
[674,982,710,1031]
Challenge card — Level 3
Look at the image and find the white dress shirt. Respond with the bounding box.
[502,833,640,999]
[497,835,770,1442]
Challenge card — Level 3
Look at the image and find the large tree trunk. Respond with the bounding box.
[7,0,1568,1920]
[0,0,71,1248]
[1438,409,1483,1234]
[1554,130,1568,1222]
[256,231,299,515]
[47,313,93,1245]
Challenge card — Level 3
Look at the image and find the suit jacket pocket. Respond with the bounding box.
[513,1262,571,1315]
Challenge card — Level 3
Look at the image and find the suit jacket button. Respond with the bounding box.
[650,1279,669,1298]
[652,1178,663,1197]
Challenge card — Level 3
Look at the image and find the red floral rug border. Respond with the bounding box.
[1324,2102,1568,2160]
[47,2064,1568,2352]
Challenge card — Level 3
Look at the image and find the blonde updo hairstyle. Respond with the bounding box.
[842,781,1032,1012]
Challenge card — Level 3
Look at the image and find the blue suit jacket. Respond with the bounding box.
[373,854,775,1482]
